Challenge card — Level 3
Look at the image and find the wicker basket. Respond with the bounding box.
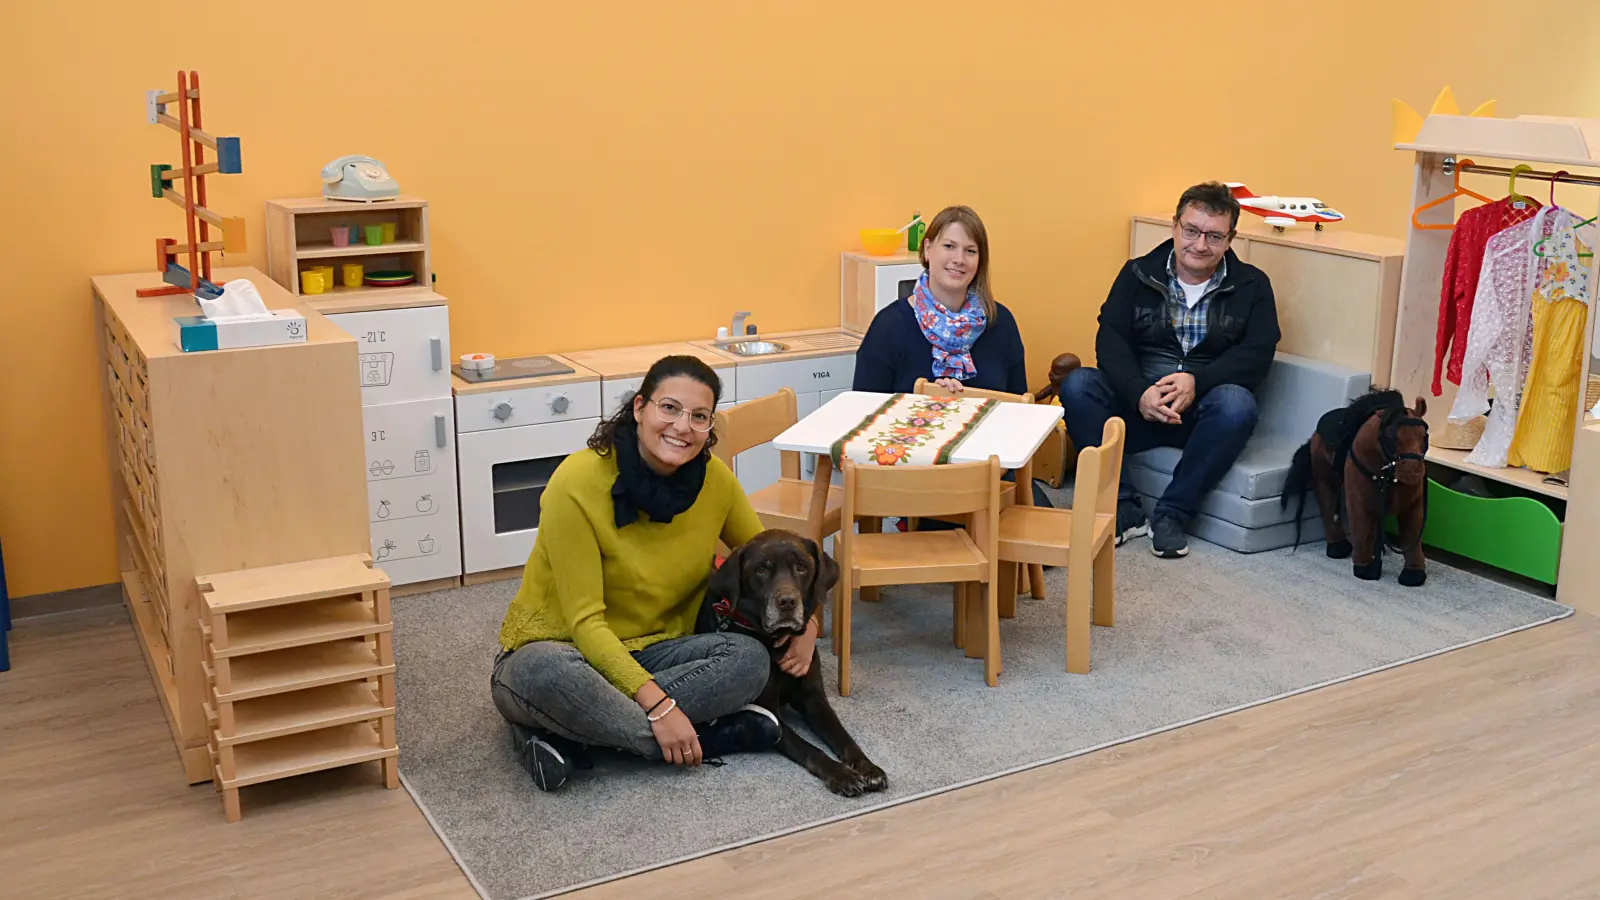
[1587,374,1600,411]
[1435,415,1486,451]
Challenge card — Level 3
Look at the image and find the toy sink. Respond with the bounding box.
[717,340,790,357]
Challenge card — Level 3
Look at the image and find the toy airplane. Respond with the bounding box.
[1227,183,1344,231]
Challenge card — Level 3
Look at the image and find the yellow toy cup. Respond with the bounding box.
[381,222,397,244]
[342,263,364,288]
[300,269,328,294]
[314,265,336,290]
[859,228,901,256]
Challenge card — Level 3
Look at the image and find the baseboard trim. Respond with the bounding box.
[10,582,123,620]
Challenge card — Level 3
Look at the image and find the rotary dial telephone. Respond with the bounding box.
[321,155,400,202]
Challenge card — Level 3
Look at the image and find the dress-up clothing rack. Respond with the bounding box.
[1388,113,1600,604]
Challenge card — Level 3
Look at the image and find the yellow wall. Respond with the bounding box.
[2,1,1598,597]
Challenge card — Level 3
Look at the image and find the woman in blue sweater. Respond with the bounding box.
[853,205,1051,514]
[852,205,1028,395]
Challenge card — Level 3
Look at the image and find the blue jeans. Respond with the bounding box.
[490,633,769,760]
[1059,367,1258,521]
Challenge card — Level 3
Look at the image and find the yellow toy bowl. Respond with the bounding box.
[859,228,902,256]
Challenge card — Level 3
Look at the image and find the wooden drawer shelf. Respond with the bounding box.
[211,682,391,747]
[218,722,395,789]
[199,553,391,613]
[208,597,390,657]
[210,639,391,701]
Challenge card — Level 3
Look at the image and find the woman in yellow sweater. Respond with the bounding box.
[491,355,805,791]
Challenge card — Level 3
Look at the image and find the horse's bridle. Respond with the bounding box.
[1347,407,1430,559]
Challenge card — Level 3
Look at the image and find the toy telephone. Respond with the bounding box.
[321,155,400,202]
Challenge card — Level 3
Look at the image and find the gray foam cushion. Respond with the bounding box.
[1126,465,1319,527]
[1136,492,1327,553]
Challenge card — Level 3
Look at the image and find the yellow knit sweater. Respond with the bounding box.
[496,447,765,697]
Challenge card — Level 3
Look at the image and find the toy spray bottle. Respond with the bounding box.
[906,211,925,253]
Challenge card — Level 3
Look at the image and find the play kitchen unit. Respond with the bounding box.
[266,195,460,593]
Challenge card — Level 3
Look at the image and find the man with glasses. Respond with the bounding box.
[1059,181,1281,558]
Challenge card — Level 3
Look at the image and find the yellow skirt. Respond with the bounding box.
[1508,296,1588,473]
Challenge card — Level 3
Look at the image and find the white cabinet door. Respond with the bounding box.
[733,354,855,402]
[360,397,461,585]
[458,417,598,574]
[325,305,452,405]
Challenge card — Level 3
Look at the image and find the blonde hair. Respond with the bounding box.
[917,205,997,321]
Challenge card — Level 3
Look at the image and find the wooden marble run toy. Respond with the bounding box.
[138,70,246,299]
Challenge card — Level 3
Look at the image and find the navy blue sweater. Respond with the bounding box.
[852,299,1029,395]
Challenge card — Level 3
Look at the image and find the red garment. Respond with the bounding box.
[1433,197,1542,395]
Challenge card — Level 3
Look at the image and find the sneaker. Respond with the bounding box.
[509,722,573,792]
[1115,499,1150,546]
[696,704,782,759]
[1150,513,1189,558]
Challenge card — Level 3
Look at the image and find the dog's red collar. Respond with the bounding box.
[711,596,761,633]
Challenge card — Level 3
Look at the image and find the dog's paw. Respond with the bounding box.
[1325,539,1352,559]
[1398,567,1427,587]
[823,770,872,798]
[1352,559,1382,581]
[845,758,888,793]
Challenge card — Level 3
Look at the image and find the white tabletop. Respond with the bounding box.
[772,390,1063,469]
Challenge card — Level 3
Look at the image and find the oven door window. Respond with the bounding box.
[493,457,563,534]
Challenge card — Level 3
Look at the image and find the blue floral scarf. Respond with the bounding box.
[909,270,987,380]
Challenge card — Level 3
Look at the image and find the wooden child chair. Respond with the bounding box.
[835,454,1003,695]
[996,416,1126,674]
[712,387,844,540]
[911,377,1051,609]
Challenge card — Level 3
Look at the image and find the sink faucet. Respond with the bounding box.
[730,311,752,338]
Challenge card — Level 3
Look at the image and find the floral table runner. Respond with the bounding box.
[828,393,998,468]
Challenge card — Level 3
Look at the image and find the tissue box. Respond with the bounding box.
[172,311,308,352]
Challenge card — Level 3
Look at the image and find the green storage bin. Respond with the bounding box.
[1387,477,1563,584]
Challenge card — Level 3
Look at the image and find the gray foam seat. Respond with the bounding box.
[1125,351,1370,553]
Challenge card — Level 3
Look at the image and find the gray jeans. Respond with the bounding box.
[490,633,770,760]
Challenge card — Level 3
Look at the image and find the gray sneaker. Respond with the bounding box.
[1150,513,1189,558]
[1115,499,1150,546]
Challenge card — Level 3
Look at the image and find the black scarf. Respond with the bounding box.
[610,422,707,529]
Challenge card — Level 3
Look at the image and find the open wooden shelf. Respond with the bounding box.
[199,554,388,614]
[211,682,390,747]
[212,640,392,702]
[1427,447,1569,501]
[218,721,395,788]
[296,239,426,260]
[210,597,389,657]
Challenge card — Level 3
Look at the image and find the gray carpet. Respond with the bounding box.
[392,530,1570,900]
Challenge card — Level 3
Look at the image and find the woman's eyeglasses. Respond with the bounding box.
[646,397,715,432]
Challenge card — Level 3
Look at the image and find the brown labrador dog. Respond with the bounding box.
[696,529,888,797]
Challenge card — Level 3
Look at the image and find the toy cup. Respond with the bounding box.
[330,225,351,247]
[301,270,328,294]
[365,224,384,246]
[342,263,364,288]
[315,265,336,289]
[381,222,397,243]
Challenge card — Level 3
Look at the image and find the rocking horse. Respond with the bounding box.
[1281,389,1431,587]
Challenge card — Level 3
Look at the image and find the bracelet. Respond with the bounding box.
[646,697,678,722]
[645,694,671,715]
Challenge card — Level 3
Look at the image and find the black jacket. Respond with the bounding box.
[1094,239,1281,410]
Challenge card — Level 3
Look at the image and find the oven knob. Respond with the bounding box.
[492,402,513,421]
[551,395,569,414]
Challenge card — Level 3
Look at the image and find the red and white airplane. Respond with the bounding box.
[1226,183,1344,230]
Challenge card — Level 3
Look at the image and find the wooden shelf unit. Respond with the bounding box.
[93,266,372,785]
[198,553,398,823]
[264,195,433,299]
[1388,114,1600,599]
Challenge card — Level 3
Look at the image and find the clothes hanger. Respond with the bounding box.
[1505,163,1534,204]
[1412,158,1495,231]
[1532,171,1596,258]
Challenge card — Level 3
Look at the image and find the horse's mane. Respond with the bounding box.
[1332,388,1407,474]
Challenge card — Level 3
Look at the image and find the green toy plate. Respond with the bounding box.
[363,270,416,287]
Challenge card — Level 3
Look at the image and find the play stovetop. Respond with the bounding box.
[451,354,577,383]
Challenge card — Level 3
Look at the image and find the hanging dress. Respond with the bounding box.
[1507,223,1593,473]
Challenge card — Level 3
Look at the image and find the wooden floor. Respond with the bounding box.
[3,603,1598,900]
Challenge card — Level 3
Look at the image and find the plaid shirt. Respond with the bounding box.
[1165,251,1226,356]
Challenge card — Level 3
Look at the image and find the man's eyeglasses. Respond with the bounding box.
[646,397,715,432]
[1177,222,1232,246]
